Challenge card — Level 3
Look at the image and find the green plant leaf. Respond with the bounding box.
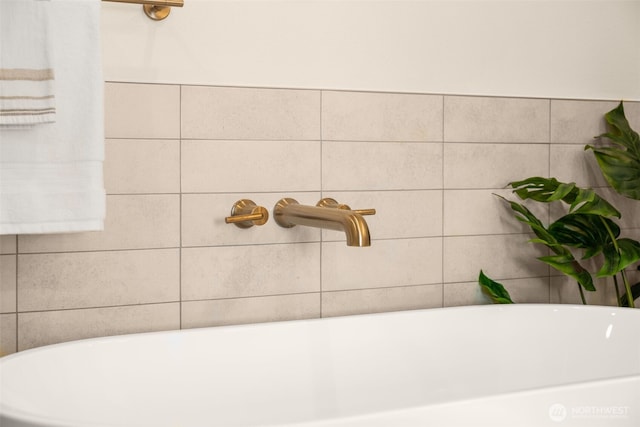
[620,282,640,307]
[598,245,621,278]
[548,214,619,258]
[478,271,514,304]
[508,177,620,218]
[494,195,556,244]
[597,239,640,277]
[538,254,595,291]
[586,101,640,200]
[616,239,640,270]
[495,194,596,291]
[602,102,640,153]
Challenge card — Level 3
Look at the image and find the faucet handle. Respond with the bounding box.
[316,198,376,216]
[225,199,269,228]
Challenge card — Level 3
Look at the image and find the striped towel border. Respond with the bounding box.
[0,68,56,126]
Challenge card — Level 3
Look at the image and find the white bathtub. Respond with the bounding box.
[1,304,639,427]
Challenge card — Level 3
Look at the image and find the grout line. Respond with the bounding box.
[14,248,19,351]
[18,300,181,315]
[179,84,183,330]
[17,247,181,256]
[178,137,440,143]
[12,231,556,256]
[441,95,446,308]
[319,90,324,318]
[105,81,627,103]
[15,237,20,351]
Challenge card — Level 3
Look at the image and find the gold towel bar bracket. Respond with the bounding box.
[102,0,184,21]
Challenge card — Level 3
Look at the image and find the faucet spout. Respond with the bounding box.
[274,198,371,247]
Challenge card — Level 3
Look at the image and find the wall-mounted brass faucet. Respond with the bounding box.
[273,198,374,247]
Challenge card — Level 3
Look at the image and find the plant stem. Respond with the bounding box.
[577,281,587,305]
[600,218,635,308]
[613,274,622,307]
[620,269,634,307]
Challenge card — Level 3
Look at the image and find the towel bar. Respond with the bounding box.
[102,0,184,21]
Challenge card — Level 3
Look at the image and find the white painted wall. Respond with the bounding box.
[101,0,640,100]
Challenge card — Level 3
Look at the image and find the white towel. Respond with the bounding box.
[0,0,57,126]
[0,0,105,234]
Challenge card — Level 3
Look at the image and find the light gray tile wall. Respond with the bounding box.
[1,84,635,355]
[0,255,16,314]
[322,91,443,142]
[0,236,17,355]
[181,86,320,140]
[181,140,321,193]
[0,235,16,254]
[104,139,180,194]
[18,303,180,351]
[182,244,320,300]
[444,96,549,143]
[182,294,320,329]
[18,249,179,311]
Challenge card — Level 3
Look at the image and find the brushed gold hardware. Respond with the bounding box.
[274,198,371,247]
[103,0,184,6]
[316,198,376,216]
[225,199,269,229]
[143,4,171,20]
[102,0,184,21]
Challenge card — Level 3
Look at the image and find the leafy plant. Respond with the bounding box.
[479,270,513,304]
[586,101,640,200]
[480,102,640,308]
[480,177,639,307]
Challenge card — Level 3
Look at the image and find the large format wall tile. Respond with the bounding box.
[18,195,180,253]
[444,96,549,143]
[182,243,320,301]
[0,255,16,313]
[550,100,617,144]
[549,144,607,188]
[105,83,180,139]
[444,189,549,236]
[0,235,16,254]
[0,314,17,356]
[181,86,320,140]
[18,249,179,311]
[18,303,180,351]
[322,238,442,291]
[104,139,180,194]
[443,143,548,189]
[322,284,442,317]
[443,234,549,283]
[182,293,320,329]
[323,141,442,191]
[322,91,443,142]
[182,140,320,193]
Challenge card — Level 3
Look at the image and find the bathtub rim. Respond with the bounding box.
[1,303,639,427]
